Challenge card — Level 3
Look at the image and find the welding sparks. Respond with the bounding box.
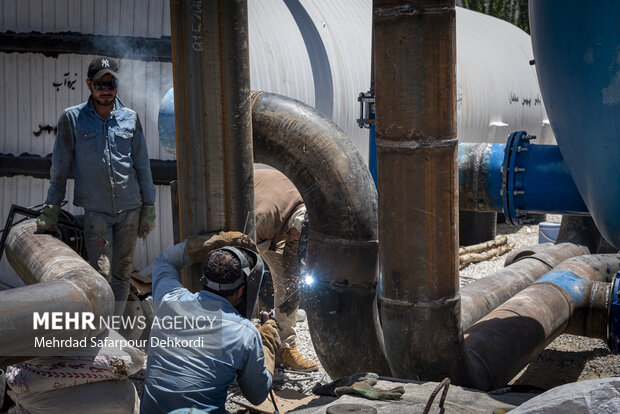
[304,273,315,286]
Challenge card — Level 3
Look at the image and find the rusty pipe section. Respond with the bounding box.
[554,254,620,338]
[464,254,619,390]
[460,243,589,330]
[250,91,390,378]
[0,220,114,366]
[374,0,466,381]
[170,0,254,291]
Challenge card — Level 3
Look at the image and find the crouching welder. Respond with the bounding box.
[140,231,281,413]
[255,169,318,372]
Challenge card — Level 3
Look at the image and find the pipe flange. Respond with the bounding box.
[502,131,536,225]
[608,272,620,354]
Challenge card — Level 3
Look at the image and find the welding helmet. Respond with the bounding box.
[200,246,264,319]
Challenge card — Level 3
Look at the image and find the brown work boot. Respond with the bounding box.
[279,344,318,372]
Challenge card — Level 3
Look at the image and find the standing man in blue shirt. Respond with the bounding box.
[36,56,156,316]
[140,231,280,413]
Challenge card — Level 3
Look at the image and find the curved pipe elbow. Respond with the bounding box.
[251,91,390,377]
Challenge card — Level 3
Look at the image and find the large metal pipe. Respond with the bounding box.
[464,254,620,390]
[170,0,254,291]
[458,139,588,222]
[250,91,390,378]
[0,220,114,366]
[374,0,467,381]
[460,243,589,330]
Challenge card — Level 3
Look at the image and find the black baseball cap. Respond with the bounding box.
[87,56,119,80]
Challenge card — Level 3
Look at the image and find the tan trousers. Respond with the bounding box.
[262,238,301,349]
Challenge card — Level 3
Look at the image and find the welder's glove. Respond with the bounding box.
[35,205,60,233]
[185,231,258,263]
[313,373,405,401]
[138,205,156,238]
[258,320,281,376]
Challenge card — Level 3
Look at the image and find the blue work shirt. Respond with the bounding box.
[45,96,155,213]
[140,241,272,413]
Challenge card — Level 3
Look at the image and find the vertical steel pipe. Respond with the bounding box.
[170,0,254,291]
[374,0,466,381]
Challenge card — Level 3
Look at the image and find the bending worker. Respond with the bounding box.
[140,231,280,413]
[36,56,156,316]
[255,169,318,372]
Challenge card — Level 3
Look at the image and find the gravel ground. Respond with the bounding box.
[132,214,620,411]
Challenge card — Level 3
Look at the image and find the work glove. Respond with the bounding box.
[35,205,60,233]
[138,205,156,238]
[258,320,281,376]
[185,231,257,263]
[313,372,405,401]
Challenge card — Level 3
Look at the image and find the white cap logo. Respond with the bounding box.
[101,59,110,68]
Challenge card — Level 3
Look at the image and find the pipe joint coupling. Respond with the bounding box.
[608,272,620,354]
[501,130,536,224]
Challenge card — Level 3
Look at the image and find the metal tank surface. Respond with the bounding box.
[530,0,620,249]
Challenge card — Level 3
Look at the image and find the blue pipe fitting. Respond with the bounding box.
[608,272,620,354]
[501,131,589,225]
[458,143,504,212]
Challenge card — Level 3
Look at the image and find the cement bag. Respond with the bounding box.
[511,377,620,414]
[8,378,139,414]
[6,329,144,396]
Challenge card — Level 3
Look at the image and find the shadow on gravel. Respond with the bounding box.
[512,347,610,390]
